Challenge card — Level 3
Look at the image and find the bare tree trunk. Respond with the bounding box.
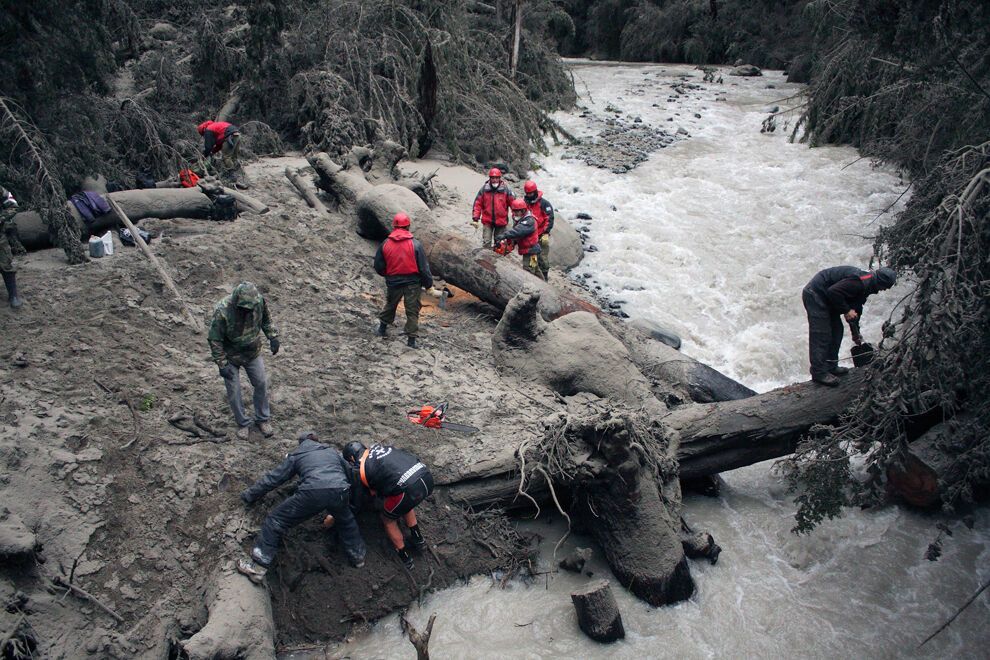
[510,0,523,78]
[571,580,625,643]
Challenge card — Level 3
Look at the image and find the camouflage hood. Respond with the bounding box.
[232,281,262,309]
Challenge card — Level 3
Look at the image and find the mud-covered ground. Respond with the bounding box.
[0,155,574,656]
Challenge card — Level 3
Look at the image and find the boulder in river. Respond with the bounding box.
[730,65,763,77]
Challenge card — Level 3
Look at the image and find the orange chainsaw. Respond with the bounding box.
[407,402,479,434]
[494,238,515,255]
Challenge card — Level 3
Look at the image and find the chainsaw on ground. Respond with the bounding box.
[407,402,479,434]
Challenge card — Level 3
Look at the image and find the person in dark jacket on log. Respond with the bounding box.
[1,185,24,309]
[238,431,367,583]
[343,441,434,570]
[373,212,436,349]
[802,265,896,386]
[522,180,555,280]
[472,167,514,249]
[497,198,543,278]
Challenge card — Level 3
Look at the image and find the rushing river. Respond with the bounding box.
[320,62,990,659]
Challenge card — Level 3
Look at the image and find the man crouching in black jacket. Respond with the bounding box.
[238,431,367,583]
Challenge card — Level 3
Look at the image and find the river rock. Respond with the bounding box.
[550,218,584,271]
[559,547,593,573]
[730,65,762,77]
[629,318,682,350]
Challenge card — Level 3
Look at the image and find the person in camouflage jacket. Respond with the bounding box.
[208,282,280,439]
[1,185,24,309]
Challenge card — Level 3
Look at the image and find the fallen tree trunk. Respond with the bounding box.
[285,167,329,214]
[667,373,865,479]
[14,186,267,251]
[440,376,861,508]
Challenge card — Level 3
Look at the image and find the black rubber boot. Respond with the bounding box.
[409,524,426,551]
[812,373,840,387]
[396,547,414,570]
[830,365,850,376]
[375,322,387,337]
[2,271,22,309]
[407,337,417,349]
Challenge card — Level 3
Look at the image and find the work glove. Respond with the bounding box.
[219,363,237,379]
[240,489,257,505]
[471,217,479,224]
[270,338,280,355]
[852,333,864,346]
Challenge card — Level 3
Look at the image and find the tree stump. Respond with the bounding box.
[571,580,625,643]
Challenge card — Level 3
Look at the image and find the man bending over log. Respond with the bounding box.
[802,265,896,386]
[343,441,434,570]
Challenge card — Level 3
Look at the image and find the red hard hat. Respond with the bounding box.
[392,212,411,228]
[488,167,502,178]
[510,199,527,211]
[523,180,538,194]
[197,121,211,135]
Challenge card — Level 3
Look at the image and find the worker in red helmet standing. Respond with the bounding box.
[471,167,514,249]
[496,199,542,277]
[522,180,554,281]
[197,120,245,186]
[374,212,436,349]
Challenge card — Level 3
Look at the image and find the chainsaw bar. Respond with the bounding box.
[434,421,479,434]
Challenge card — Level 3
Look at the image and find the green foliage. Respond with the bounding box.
[560,1,813,69]
[238,0,574,172]
[140,393,156,412]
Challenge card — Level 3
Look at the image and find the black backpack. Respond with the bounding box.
[135,170,157,189]
[209,195,239,221]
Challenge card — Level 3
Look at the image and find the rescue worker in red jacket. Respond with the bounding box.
[471,168,514,249]
[373,212,435,349]
[343,441,434,570]
[522,180,555,281]
[197,120,241,171]
[496,199,542,277]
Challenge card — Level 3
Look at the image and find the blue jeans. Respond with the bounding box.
[256,487,366,565]
[223,356,270,428]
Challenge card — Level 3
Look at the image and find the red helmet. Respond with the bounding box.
[510,199,527,211]
[392,212,411,228]
[197,120,211,135]
[523,180,538,194]
[488,167,502,178]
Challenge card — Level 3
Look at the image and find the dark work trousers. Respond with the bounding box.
[256,487,366,565]
[802,287,843,378]
[379,283,422,337]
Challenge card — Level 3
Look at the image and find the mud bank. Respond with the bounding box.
[0,153,571,656]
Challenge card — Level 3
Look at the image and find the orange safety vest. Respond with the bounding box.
[359,449,376,495]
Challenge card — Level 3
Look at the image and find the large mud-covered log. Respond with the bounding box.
[493,289,665,414]
[14,187,267,251]
[667,373,863,479]
[571,580,625,643]
[180,569,275,660]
